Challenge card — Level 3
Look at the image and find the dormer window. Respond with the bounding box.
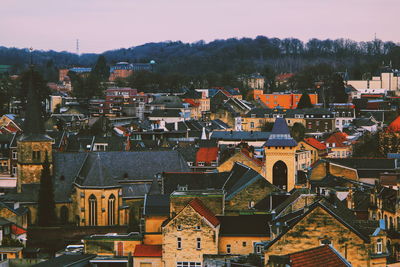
[376,239,383,254]
[177,185,188,191]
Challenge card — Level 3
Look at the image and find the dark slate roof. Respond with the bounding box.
[148,177,161,195]
[75,151,190,187]
[149,109,182,118]
[327,158,396,170]
[217,215,271,236]
[309,174,373,189]
[121,183,151,199]
[273,188,312,217]
[211,131,270,141]
[223,163,277,200]
[162,172,229,195]
[33,254,97,267]
[53,152,87,202]
[264,118,297,147]
[144,194,170,217]
[76,153,116,187]
[177,146,198,163]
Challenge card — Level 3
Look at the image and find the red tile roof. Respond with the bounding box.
[289,245,349,267]
[133,245,162,257]
[387,116,400,133]
[183,98,200,107]
[325,132,348,148]
[196,147,218,164]
[11,224,26,235]
[189,198,220,227]
[275,73,294,82]
[304,138,327,150]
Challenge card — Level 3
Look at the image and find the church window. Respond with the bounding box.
[108,194,116,225]
[89,195,97,226]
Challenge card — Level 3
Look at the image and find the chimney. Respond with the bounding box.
[325,161,330,175]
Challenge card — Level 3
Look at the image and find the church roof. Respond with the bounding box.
[264,118,297,147]
[73,151,190,188]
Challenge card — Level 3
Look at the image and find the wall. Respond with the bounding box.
[218,236,268,255]
[162,205,219,267]
[265,206,386,267]
[264,146,296,192]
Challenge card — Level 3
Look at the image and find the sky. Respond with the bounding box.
[1,0,399,54]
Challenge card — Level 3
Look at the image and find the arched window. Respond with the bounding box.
[272,160,288,191]
[60,206,69,225]
[385,215,388,230]
[89,195,97,226]
[108,194,116,225]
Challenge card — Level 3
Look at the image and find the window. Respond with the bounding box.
[377,239,383,254]
[177,237,182,249]
[226,244,231,254]
[176,262,201,267]
[197,162,205,167]
[250,122,254,128]
[0,254,7,261]
[242,242,247,247]
[32,150,41,160]
[195,225,201,230]
[177,225,182,231]
[255,244,263,254]
[12,167,17,176]
[89,195,97,226]
[12,151,17,160]
[196,238,201,250]
[248,201,255,209]
[108,194,115,225]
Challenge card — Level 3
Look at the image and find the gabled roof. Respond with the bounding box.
[303,138,326,150]
[325,132,348,147]
[134,245,162,257]
[285,245,351,267]
[264,118,297,147]
[266,196,376,250]
[217,215,271,237]
[188,198,220,227]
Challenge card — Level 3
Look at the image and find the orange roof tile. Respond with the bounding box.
[325,132,348,147]
[387,116,400,133]
[189,198,220,227]
[183,98,200,107]
[289,245,349,267]
[304,138,327,150]
[134,245,162,257]
[196,147,218,164]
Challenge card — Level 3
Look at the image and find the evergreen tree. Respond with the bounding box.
[290,123,306,142]
[37,154,56,226]
[92,55,110,82]
[297,92,313,109]
[328,73,347,103]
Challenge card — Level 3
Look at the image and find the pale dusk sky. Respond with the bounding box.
[1,0,399,53]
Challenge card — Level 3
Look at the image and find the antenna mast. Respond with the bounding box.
[76,39,80,56]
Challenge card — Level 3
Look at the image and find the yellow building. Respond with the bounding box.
[265,198,388,267]
[162,198,220,267]
[264,118,298,192]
